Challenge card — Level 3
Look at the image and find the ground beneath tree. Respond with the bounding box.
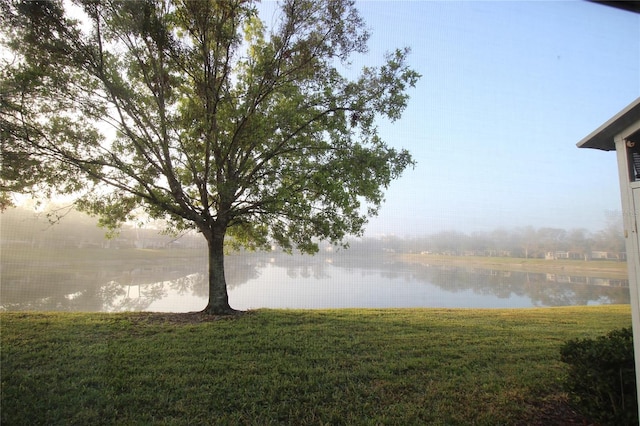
[124,311,250,325]
[124,312,595,425]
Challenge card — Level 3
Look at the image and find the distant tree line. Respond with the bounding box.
[346,222,625,260]
[1,206,626,260]
[0,206,205,249]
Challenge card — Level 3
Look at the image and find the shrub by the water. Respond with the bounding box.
[560,327,637,425]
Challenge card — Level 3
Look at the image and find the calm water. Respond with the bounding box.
[0,251,630,312]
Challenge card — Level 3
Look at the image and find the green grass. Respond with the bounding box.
[1,306,632,425]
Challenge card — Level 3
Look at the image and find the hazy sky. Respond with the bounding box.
[271,0,640,237]
[8,1,639,239]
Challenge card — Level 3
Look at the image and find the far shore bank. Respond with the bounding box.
[396,253,629,279]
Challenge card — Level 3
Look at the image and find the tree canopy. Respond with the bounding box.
[0,0,420,313]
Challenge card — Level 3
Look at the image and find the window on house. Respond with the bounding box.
[626,130,640,181]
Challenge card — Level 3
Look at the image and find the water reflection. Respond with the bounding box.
[406,264,629,307]
[0,253,630,312]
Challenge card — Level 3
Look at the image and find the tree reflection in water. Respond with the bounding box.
[404,263,629,307]
[0,253,630,311]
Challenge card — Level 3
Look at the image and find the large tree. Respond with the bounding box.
[0,0,419,314]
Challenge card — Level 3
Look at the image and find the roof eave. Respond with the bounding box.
[577,97,640,151]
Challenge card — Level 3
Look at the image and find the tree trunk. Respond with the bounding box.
[202,225,238,315]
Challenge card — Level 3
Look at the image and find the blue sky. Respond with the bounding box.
[277,0,640,236]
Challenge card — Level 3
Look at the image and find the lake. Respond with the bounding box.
[0,249,630,312]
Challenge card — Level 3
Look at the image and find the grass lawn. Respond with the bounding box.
[1,306,632,425]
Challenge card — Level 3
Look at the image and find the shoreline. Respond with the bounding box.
[396,253,629,279]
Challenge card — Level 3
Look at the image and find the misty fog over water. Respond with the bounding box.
[1,207,630,312]
[0,250,630,312]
